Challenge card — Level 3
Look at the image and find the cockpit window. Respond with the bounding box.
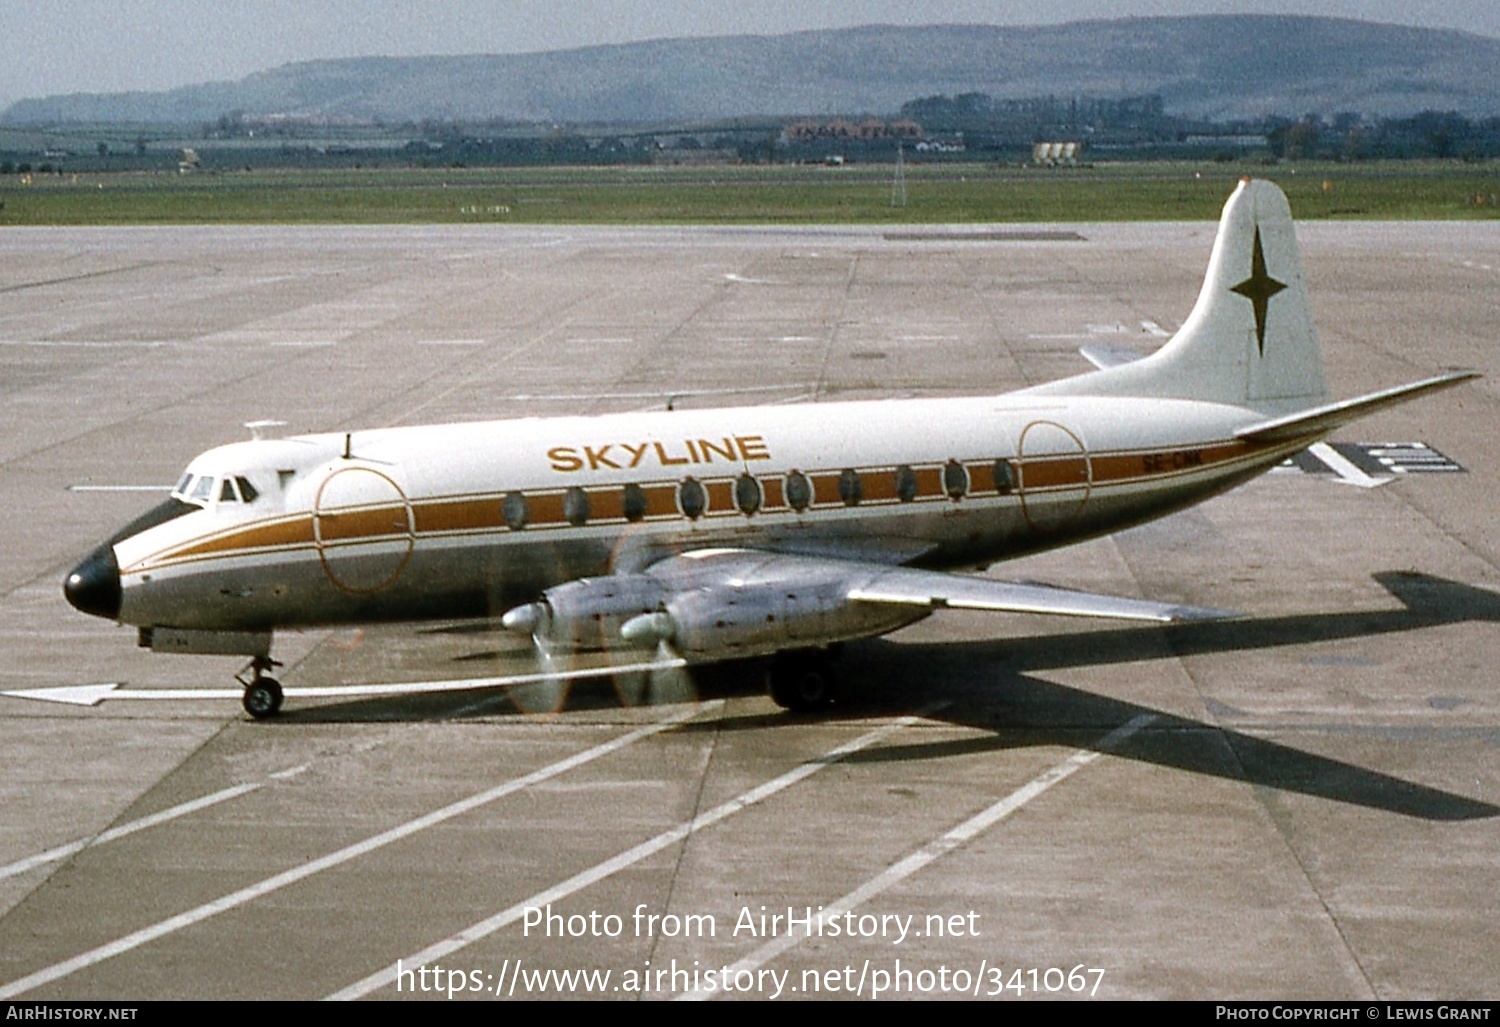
[173,469,262,508]
[176,473,263,506]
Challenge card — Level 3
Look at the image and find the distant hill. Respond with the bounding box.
[7,16,1500,125]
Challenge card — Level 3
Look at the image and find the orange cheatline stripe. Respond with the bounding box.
[316,506,411,543]
[413,497,499,534]
[967,461,1001,494]
[161,516,316,561]
[643,483,678,518]
[762,477,786,511]
[912,465,943,497]
[704,479,735,515]
[861,471,901,503]
[1019,456,1090,490]
[132,437,1297,570]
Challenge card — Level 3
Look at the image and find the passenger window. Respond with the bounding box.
[735,474,762,516]
[994,459,1016,495]
[678,478,707,519]
[563,487,590,527]
[502,491,529,530]
[838,468,862,507]
[785,471,812,512]
[622,483,647,523]
[944,459,969,501]
[895,465,918,503]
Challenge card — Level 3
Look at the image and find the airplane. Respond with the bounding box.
[59,179,1477,719]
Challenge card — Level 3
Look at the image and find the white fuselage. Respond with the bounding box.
[109,391,1307,634]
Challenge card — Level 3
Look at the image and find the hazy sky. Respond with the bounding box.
[4,1,1499,111]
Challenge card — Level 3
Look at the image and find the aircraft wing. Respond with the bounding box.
[637,547,1235,642]
[514,548,1236,666]
[846,564,1235,622]
[1078,343,1149,370]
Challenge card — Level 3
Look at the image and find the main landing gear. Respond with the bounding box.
[236,654,284,720]
[766,648,839,713]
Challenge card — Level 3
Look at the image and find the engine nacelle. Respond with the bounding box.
[502,574,670,650]
[639,582,925,659]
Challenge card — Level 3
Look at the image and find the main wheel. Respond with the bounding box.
[243,677,284,719]
[767,652,836,712]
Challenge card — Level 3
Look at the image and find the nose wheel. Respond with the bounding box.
[236,655,284,719]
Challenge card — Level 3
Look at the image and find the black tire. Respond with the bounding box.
[243,678,284,719]
[767,652,836,712]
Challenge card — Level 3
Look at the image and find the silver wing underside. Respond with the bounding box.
[846,565,1234,622]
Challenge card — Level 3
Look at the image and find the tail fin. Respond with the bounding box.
[1025,178,1329,415]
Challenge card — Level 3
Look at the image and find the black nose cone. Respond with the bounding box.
[64,547,121,620]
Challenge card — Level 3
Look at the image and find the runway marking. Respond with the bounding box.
[416,338,488,347]
[1275,441,1465,479]
[66,485,171,493]
[0,765,310,882]
[0,704,710,1000]
[1307,442,1390,488]
[1363,441,1467,474]
[326,707,944,1000]
[674,713,1156,1001]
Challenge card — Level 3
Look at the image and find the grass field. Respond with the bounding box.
[1,161,1497,224]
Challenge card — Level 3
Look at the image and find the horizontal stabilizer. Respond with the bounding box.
[1078,343,1149,370]
[1235,371,1480,445]
[849,569,1237,623]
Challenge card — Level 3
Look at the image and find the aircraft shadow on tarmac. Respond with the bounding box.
[282,571,1500,822]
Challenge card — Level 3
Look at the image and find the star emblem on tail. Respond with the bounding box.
[1230,226,1288,355]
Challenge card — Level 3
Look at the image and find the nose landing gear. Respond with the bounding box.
[236,655,284,719]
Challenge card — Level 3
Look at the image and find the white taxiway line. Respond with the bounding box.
[0,704,712,1000]
[0,783,264,882]
[326,707,945,1000]
[1,659,688,709]
[674,713,1156,1001]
